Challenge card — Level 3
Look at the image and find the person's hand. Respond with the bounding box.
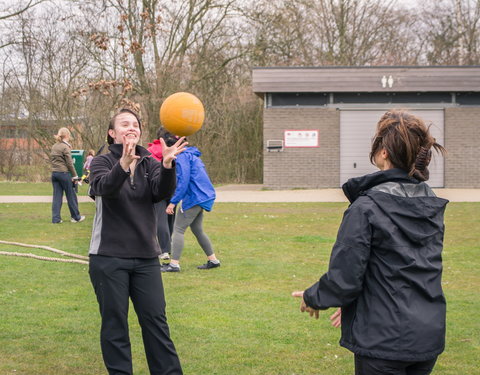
[161,137,187,169]
[120,134,140,171]
[292,291,319,319]
[330,308,342,328]
[166,203,176,215]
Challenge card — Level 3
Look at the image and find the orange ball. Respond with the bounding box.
[159,92,205,136]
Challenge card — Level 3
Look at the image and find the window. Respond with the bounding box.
[267,91,480,106]
[456,92,480,105]
[391,92,451,103]
[334,93,390,104]
[333,92,452,104]
[269,92,329,107]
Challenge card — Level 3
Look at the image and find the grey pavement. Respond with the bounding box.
[1,184,480,203]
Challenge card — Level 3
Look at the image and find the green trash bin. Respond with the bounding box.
[71,150,85,178]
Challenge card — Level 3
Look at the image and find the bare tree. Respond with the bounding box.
[66,0,263,183]
[246,0,421,67]
[0,3,111,166]
[0,0,47,49]
[421,0,480,65]
[74,0,241,137]
[244,0,316,66]
[0,0,46,20]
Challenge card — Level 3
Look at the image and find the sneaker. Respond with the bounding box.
[160,253,171,265]
[52,220,63,224]
[161,264,180,272]
[197,260,221,270]
[71,216,85,223]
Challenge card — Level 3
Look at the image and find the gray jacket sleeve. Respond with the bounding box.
[303,199,372,310]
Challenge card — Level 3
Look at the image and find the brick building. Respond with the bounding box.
[252,66,480,189]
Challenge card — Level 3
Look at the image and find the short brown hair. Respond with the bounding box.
[370,110,446,181]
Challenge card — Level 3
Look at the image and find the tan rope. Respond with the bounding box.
[0,251,88,265]
[0,240,89,265]
[0,240,89,260]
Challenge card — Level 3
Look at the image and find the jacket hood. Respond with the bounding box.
[344,169,448,245]
[368,187,447,245]
[183,146,201,157]
[342,168,418,203]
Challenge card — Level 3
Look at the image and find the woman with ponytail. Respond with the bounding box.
[293,110,447,375]
[50,127,84,224]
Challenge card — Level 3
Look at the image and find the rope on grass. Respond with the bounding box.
[0,251,88,265]
[0,240,89,265]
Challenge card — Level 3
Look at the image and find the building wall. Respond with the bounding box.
[263,107,340,189]
[263,106,480,189]
[445,107,480,188]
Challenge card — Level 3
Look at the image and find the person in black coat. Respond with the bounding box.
[88,108,187,375]
[293,110,447,375]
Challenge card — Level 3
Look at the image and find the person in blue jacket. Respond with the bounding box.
[292,110,447,375]
[159,130,220,272]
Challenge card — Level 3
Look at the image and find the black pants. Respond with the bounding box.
[89,255,183,375]
[355,354,437,375]
[154,200,175,253]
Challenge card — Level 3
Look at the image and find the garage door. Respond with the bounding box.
[340,110,444,187]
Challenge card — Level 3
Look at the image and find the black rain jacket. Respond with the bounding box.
[303,168,448,362]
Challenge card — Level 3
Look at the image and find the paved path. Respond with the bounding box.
[1,185,480,203]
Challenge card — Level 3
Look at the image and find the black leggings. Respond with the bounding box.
[355,355,437,375]
[154,199,175,253]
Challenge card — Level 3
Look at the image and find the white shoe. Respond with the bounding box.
[160,252,171,265]
[71,216,85,223]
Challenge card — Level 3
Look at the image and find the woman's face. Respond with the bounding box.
[109,112,141,144]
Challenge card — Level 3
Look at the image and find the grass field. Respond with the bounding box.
[0,181,223,196]
[0,181,90,196]
[0,200,479,375]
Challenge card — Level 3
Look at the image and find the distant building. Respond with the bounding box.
[252,66,480,189]
[0,121,41,158]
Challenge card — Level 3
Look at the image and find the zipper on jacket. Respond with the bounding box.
[130,173,136,190]
[129,157,145,190]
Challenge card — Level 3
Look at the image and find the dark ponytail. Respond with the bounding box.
[413,146,432,181]
[370,110,446,181]
[156,127,183,147]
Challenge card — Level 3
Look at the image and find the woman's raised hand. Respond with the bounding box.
[161,137,188,169]
[120,135,140,172]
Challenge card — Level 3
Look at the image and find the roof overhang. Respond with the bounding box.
[252,66,480,95]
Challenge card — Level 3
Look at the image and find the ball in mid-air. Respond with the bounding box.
[159,92,205,136]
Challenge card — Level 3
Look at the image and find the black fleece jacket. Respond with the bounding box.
[88,144,176,258]
[303,168,448,362]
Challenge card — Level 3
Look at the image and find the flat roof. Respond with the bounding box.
[252,66,480,93]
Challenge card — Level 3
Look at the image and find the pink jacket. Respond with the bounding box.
[147,139,163,161]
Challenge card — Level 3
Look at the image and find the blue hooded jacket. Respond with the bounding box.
[170,146,215,211]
